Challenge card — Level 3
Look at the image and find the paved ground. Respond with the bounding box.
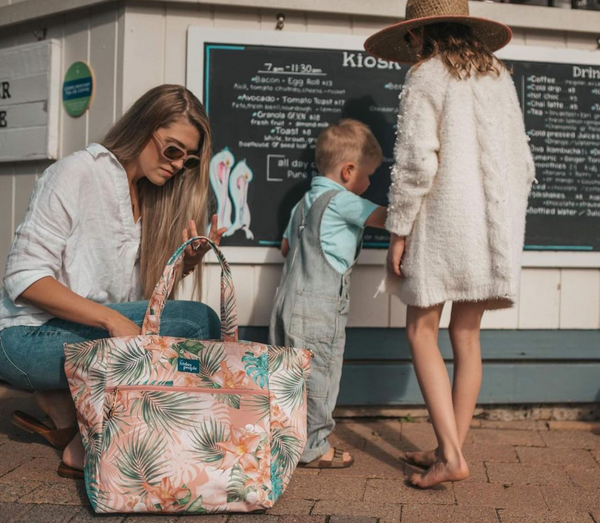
[1,384,599,523]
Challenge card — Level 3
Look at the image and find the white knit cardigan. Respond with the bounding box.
[382,57,535,310]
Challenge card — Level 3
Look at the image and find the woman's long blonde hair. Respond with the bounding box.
[102,85,212,299]
[414,23,505,79]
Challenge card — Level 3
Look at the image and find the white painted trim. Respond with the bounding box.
[46,39,61,160]
[207,247,600,268]
[497,44,600,65]
[3,0,600,34]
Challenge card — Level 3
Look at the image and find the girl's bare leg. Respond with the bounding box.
[406,301,486,469]
[404,304,469,488]
[449,301,486,445]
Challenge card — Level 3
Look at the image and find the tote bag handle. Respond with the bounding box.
[141,236,238,342]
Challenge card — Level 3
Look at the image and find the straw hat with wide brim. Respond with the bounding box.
[364,0,512,64]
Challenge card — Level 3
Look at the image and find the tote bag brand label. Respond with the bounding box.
[177,358,200,374]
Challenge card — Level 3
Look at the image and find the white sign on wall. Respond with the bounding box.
[0,40,61,162]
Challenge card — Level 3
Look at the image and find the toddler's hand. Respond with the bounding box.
[387,234,406,278]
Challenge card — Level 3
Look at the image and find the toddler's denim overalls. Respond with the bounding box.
[269,190,361,463]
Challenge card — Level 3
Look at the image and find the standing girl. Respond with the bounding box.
[0,85,226,477]
[365,0,535,488]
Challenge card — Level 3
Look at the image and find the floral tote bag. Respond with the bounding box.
[64,237,311,514]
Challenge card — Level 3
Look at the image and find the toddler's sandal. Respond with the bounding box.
[298,447,354,469]
[57,461,84,480]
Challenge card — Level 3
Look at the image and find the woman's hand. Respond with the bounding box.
[182,215,228,272]
[103,309,141,337]
[387,233,406,278]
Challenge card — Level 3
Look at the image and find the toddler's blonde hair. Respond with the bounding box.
[315,119,383,175]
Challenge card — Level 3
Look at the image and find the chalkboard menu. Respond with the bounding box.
[508,60,600,252]
[197,32,600,252]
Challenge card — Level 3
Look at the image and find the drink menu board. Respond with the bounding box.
[192,31,600,252]
[510,61,600,252]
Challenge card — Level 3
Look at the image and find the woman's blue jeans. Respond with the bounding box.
[0,301,220,391]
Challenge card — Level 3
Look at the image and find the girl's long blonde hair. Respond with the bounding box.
[102,85,212,299]
[414,23,505,79]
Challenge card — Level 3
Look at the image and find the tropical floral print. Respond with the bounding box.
[64,237,310,514]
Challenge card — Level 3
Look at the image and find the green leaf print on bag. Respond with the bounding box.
[197,343,227,388]
[110,340,153,385]
[130,391,201,433]
[189,419,228,464]
[117,431,169,496]
[64,339,109,374]
[243,393,270,422]
[242,351,269,389]
[271,426,302,476]
[174,340,205,356]
[271,363,306,410]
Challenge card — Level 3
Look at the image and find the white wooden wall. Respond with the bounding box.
[1,2,599,330]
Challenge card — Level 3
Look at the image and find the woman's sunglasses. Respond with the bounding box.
[155,134,201,170]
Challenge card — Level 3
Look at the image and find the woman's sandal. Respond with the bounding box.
[11,411,78,450]
[298,447,354,469]
[57,462,84,480]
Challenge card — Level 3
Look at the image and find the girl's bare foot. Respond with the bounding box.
[405,448,438,468]
[410,454,469,488]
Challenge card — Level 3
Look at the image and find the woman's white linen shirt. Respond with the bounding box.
[0,143,142,330]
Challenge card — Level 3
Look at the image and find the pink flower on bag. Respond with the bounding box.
[214,361,247,389]
[142,477,188,510]
[244,457,270,489]
[270,403,289,429]
[142,336,178,364]
[217,427,261,470]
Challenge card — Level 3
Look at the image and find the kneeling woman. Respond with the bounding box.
[0,85,226,477]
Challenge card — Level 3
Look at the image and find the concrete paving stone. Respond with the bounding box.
[336,419,402,441]
[0,479,41,502]
[399,422,439,451]
[312,500,401,523]
[0,501,33,523]
[516,447,599,468]
[228,516,280,523]
[454,482,547,509]
[592,450,600,467]
[318,445,405,480]
[178,517,228,523]
[540,431,600,450]
[541,486,600,512]
[462,460,489,483]
[329,517,377,523]
[548,421,600,432]
[18,480,89,506]
[462,443,519,463]
[364,478,454,505]
[266,497,314,515]
[72,506,126,522]
[486,462,570,486]
[471,428,546,447]
[401,504,500,523]
[328,430,367,453]
[278,517,327,523]
[283,475,366,501]
[566,466,600,488]
[0,439,60,460]
[0,453,34,478]
[291,467,320,476]
[480,420,549,431]
[1,457,69,483]
[124,517,179,523]
[592,511,600,523]
[20,504,81,523]
[498,508,595,523]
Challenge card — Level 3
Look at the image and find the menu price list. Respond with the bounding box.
[512,60,600,250]
[205,44,406,246]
